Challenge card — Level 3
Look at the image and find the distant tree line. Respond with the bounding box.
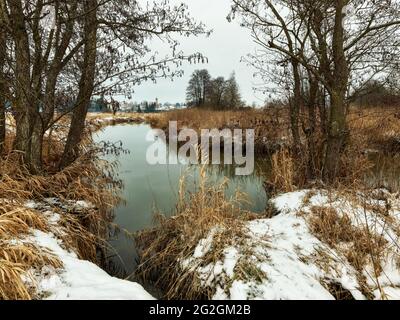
[186,69,244,110]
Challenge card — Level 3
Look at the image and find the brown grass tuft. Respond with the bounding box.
[268,148,296,193]
[306,199,392,298]
[0,125,122,299]
[0,203,62,300]
[135,166,253,299]
[308,205,387,272]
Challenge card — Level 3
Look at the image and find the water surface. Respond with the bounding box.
[95,124,268,277]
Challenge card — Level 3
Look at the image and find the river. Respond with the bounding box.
[95,123,400,281]
[94,124,269,278]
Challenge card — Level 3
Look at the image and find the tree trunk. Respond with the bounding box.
[0,14,5,155]
[9,1,35,167]
[305,75,319,180]
[323,0,349,182]
[60,0,98,169]
[318,88,328,137]
[324,91,348,180]
[31,1,79,171]
[30,76,58,173]
[0,105,4,155]
[290,60,302,150]
[30,122,44,171]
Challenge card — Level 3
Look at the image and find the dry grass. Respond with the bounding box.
[148,106,400,152]
[308,205,387,271]
[0,154,120,299]
[0,200,109,299]
[148,108,290,153]
[365,154,400,192]
[149,106,399,192]
[0,203,62,300]
[304,188,399,299]
[265,147,371,194]
[267,148,296,193]
[135,166,255,300]
[0,122,122,300]
[349,106,400,155]
[86,112,144,121]
[86,112,147,132]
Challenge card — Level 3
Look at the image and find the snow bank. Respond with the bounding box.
[28,230,154,300]
[20,201,154,300]
[182,190,400,300]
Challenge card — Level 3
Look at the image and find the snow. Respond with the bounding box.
[16,200,154,300]
[11,189,400,300]
[271,190,310,213]
[223,248,239,278]
[89,115,145,127]
[209,213,363,300]
[182,189,400,300]
[28,230,154,300]
[193,228,219,259]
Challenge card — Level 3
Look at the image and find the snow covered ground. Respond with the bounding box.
[19,200,154,300]
[27,230,154,300]
[182,190,400,300]
[8,190,400,300]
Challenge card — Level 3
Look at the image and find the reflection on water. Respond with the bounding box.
[94,124,269,277]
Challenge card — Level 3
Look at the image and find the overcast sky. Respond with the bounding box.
[131,0,264,106]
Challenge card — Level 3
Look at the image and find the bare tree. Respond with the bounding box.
[60,0,98,169]
[231,0,400,182]
[223,72,243,109]
[187,70,243,109]
[0,0,86,171]
[186,69,212,106]
[0,0,208,171]
[208,77,226,108]
[60,0,208,168]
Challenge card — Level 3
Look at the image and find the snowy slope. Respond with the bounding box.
[182,190,400,300]
[20,201,154,300]
[28,230,154,300]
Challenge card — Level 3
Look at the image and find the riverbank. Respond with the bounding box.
[87,112,147,131]
[0,122,154,300]
[0,199,153,300]
[2,110,398,300]
[135,172,400,300]
[91,111,400,300]
[130,106,400,299]
[147,108,290,154]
